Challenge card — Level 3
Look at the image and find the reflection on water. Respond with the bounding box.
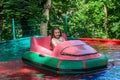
[91,44,120,54]
[0,38,120,80]
[0,60,120,80]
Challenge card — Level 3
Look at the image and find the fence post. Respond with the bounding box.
[12,18,16,40]
[63,15,69,37]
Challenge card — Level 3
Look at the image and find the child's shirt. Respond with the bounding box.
[51,37,65,47]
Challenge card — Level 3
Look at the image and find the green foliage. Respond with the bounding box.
[0,0,43,19]
[1,0,120,40]
[68,1,105,38]
[50,0,120,39]
[108,21,120,39]
[1,19,12,40]
[0,0,45,40]
[49,0,78,34]
[106,0,120,39]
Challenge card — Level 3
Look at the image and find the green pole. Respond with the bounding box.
[63,15,69,37]
[12,18,16,40]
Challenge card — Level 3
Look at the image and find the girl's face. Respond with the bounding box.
[54,29,61,39]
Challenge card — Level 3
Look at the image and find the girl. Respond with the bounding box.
[50,27,65,49]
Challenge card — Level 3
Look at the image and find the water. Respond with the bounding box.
[0,37,30,61]
[0,38,120,80]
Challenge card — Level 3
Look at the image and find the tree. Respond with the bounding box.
[50,0,120,39]
[0,0,3,41]
[40,0,51,36]
[0,0,43,37]
[1,0,120,40]
[49,0,78,33]
[107,0,120,39]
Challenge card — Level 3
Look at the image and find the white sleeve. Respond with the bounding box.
[51,38,57,47]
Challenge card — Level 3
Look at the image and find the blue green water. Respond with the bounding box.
[0,37,120,80]
[0,37,30,61]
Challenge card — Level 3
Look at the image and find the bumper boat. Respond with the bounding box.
[22,36,108,74]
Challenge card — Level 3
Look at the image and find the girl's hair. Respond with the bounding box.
[50,27,62,49]
[51,27,62,38]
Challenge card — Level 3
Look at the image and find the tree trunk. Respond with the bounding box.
[103,4,107,33]
[40,0,51,36]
